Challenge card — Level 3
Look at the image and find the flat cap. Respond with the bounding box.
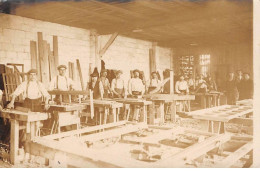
[90,72,99,77]
[133,69,140,74]
[27,69,37,75]
[57,65,67,70]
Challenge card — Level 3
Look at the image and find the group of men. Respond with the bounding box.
[88,69,164,99]
[225,70,253,105]
[174,73,217,95]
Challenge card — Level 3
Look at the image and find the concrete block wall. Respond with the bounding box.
[100,35,172,83]
[1,14,173,89]
[0,14,90,89]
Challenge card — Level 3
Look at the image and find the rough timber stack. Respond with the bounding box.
[0,0,259,168]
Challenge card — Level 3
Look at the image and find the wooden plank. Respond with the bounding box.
[27,137,119,168]
[71,62,75,81]
[30,41,37,69]
[48,90,89,96]
[37,32,43,81]
[10,119,19,164]
[99,32,118,57]
[157,133,231,167]
[214,141,253,167]
[78,123,147,143]
[43,121,127,140]
[76,59,84,90]
[53,36,59,70]
[48,47,56,81]
[68,62,73,79]
[40,41,50,86]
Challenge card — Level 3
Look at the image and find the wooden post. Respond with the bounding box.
[53,36,59,68]
[10,119,19,164]
[37,32,43,81]
[170,70,174,94]
[76,59,84,90]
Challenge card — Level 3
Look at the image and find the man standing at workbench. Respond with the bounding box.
[128,69,145,97]
[7,69,50,112]
[49,65,76,103]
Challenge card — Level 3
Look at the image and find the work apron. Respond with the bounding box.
[23,97,43,112]
[114,88,124,98]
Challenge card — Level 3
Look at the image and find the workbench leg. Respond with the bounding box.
[133,106,140,122]
[125,104,130,121]
[104,108,108,125]
[112,108,116,123]
[10,119,19,165]
[159,102,164,124]
[201,96,206,109]
[148,104,155,125]
[170,101,176,123]
[219,122,225,134]
[208,121,213,133]
[141,105,147,123]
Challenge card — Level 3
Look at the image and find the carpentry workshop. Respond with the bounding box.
[0,0,259,168]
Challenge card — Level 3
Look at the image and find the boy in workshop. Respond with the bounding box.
[146,71,162,94]
[49,65,76,103]
[111,70,126,98]
[128,69,145,97]
[175,75,189,94]
[99,69,112,99]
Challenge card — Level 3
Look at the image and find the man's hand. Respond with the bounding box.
[44,104,50,111]
[7,102,14,109]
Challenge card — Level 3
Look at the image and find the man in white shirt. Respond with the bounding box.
[49,65,75,91]
[111,70,126,98]
[49,65,76,103]
[195,74,208,93]
[7,69,50,112]
[128,69,145,96]
[146,72,162,94]
[175,75,189,94]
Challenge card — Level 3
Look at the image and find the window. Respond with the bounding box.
[179,55,194,76]
[200,54,210,76]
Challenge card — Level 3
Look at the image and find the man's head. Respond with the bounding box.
[179,75,185,81]
[133,69,140,78]
[228,72,234,80]
[151,72,158,79]
[91,73,98,82]
[244,73,250,80]
[101,69,107,77]
[116,70,123,79]
[27,69,37,82]
[57,65,67,76]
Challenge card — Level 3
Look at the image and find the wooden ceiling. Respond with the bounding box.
[12,0,252,48]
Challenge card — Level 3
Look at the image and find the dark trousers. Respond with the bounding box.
[23,97,43,112]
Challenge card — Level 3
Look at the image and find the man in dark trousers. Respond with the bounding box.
[240,73,253,100]
[225,71,239,105]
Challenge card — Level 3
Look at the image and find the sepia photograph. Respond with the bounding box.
[0,0,259,168]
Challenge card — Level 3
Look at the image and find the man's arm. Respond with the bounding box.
[175,81,180,94]
[7,82,26,109]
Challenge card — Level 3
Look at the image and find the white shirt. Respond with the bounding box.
[128,78,145,94]
[175,80,189,93]
[12,81,50,99]
[146,79,162,88]
[49,75,75,91]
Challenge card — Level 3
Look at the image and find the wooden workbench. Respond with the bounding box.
[194,91,223,109]
[186,105,253,134]
[144,94,195,123]
[81,99,123,124]
[48,104,86,134]
[0,109,48,164]
[112,98,152,124]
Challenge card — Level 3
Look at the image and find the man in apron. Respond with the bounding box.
[88,72,100,99]
[146,71,162,94]
[7,69,50,111]
[175,75,189,94]
[49,65,75,104]
[128,69,145,97]
[99,69,112,99]
[111,70,126,98]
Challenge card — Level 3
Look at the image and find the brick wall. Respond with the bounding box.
[0,14,173,89]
